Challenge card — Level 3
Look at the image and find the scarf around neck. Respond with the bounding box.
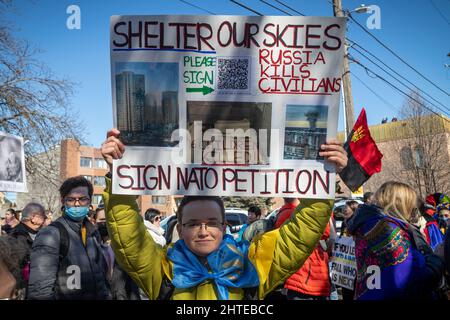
[167,234,259,300]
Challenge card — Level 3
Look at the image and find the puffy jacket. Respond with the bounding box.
[276,211,331,297]
[347,204,444,300]
[103,177,333,300]
[27,216,111,300]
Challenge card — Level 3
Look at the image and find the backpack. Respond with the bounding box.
[50,221,70,263]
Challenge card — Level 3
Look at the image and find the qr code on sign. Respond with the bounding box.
[217,58,250,91]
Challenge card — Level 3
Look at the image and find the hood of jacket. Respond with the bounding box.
[346,204,415,238]
[346,204,387,235]
[144,220,165,236]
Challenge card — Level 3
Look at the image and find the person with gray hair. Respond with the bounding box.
[9,202,46,298]
[11,202,46,244]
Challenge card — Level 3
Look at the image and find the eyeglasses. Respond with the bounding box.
[182,221,224,231]
[64,197,91,206]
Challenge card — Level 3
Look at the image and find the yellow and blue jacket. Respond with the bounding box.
[103,178,332,300]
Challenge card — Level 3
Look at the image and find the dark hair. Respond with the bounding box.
[177,196,225,223]
[144,208,161,223]
[248,205,262,218]
[363,192,374,203]
[93,206,105,220]
[0,236,29,292]
[59,176,93,199]
[346,200,360,211]
[283,197,297,203]
[5,208,19,220]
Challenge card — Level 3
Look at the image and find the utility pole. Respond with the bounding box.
[333,0,355,136]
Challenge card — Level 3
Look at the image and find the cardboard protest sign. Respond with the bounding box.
[330,236,357,290]
[110,15,346,198]
[0,131,27,192]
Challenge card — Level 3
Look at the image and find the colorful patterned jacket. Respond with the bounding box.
[346,204,444,300]
[102,178,333,300]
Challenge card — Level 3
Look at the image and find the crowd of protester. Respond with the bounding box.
[0,131,449,300]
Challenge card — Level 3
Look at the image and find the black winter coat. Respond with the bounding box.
[27,216,111,300]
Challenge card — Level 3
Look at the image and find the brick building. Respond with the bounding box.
[337,114,450,199]
[60,139,177,216]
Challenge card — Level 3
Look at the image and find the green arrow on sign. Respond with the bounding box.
[186,86,214,95]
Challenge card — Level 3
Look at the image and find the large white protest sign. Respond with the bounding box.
[330,236,357,290]
[0,132,27,193]
[110,15,345,198]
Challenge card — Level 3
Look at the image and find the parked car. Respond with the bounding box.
[225,208,248,227]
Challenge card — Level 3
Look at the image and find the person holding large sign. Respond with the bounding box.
[100,128,347,300]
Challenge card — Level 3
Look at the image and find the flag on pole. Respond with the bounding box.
[339,108,383,191]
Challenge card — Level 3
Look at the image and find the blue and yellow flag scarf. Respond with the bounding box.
[167,234,259,300]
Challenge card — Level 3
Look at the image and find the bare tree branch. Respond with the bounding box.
[0,2,85,190]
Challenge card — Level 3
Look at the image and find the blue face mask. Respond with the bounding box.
[65,206,89,221]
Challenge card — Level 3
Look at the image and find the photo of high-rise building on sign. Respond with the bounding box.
[283,105,328,160]
[115,62,179,147]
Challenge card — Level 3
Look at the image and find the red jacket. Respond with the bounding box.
[276,208,331,297]
[274,203,297,229]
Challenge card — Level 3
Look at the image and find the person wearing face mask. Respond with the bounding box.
[27,176,111,300]
[94,204,140,300]
[436,203,450,234]
[346,181,445,300]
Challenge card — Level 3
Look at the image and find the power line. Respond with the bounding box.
[352,72,400,113]
[347,39,449,112]
[259,0,291,15]
[350,57,450,121]
[429,0,450,25]
[178,0,217,15]
[273,0,305,16]
[227,0,450,119]
[349,15,449,97]
[229,0,263,16]
[326,0,449,96]
[349,45,450,114]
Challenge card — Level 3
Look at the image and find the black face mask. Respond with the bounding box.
[97,222,108,238]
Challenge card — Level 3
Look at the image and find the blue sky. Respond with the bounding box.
[4,0,450,147]
[115,62,179,92]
